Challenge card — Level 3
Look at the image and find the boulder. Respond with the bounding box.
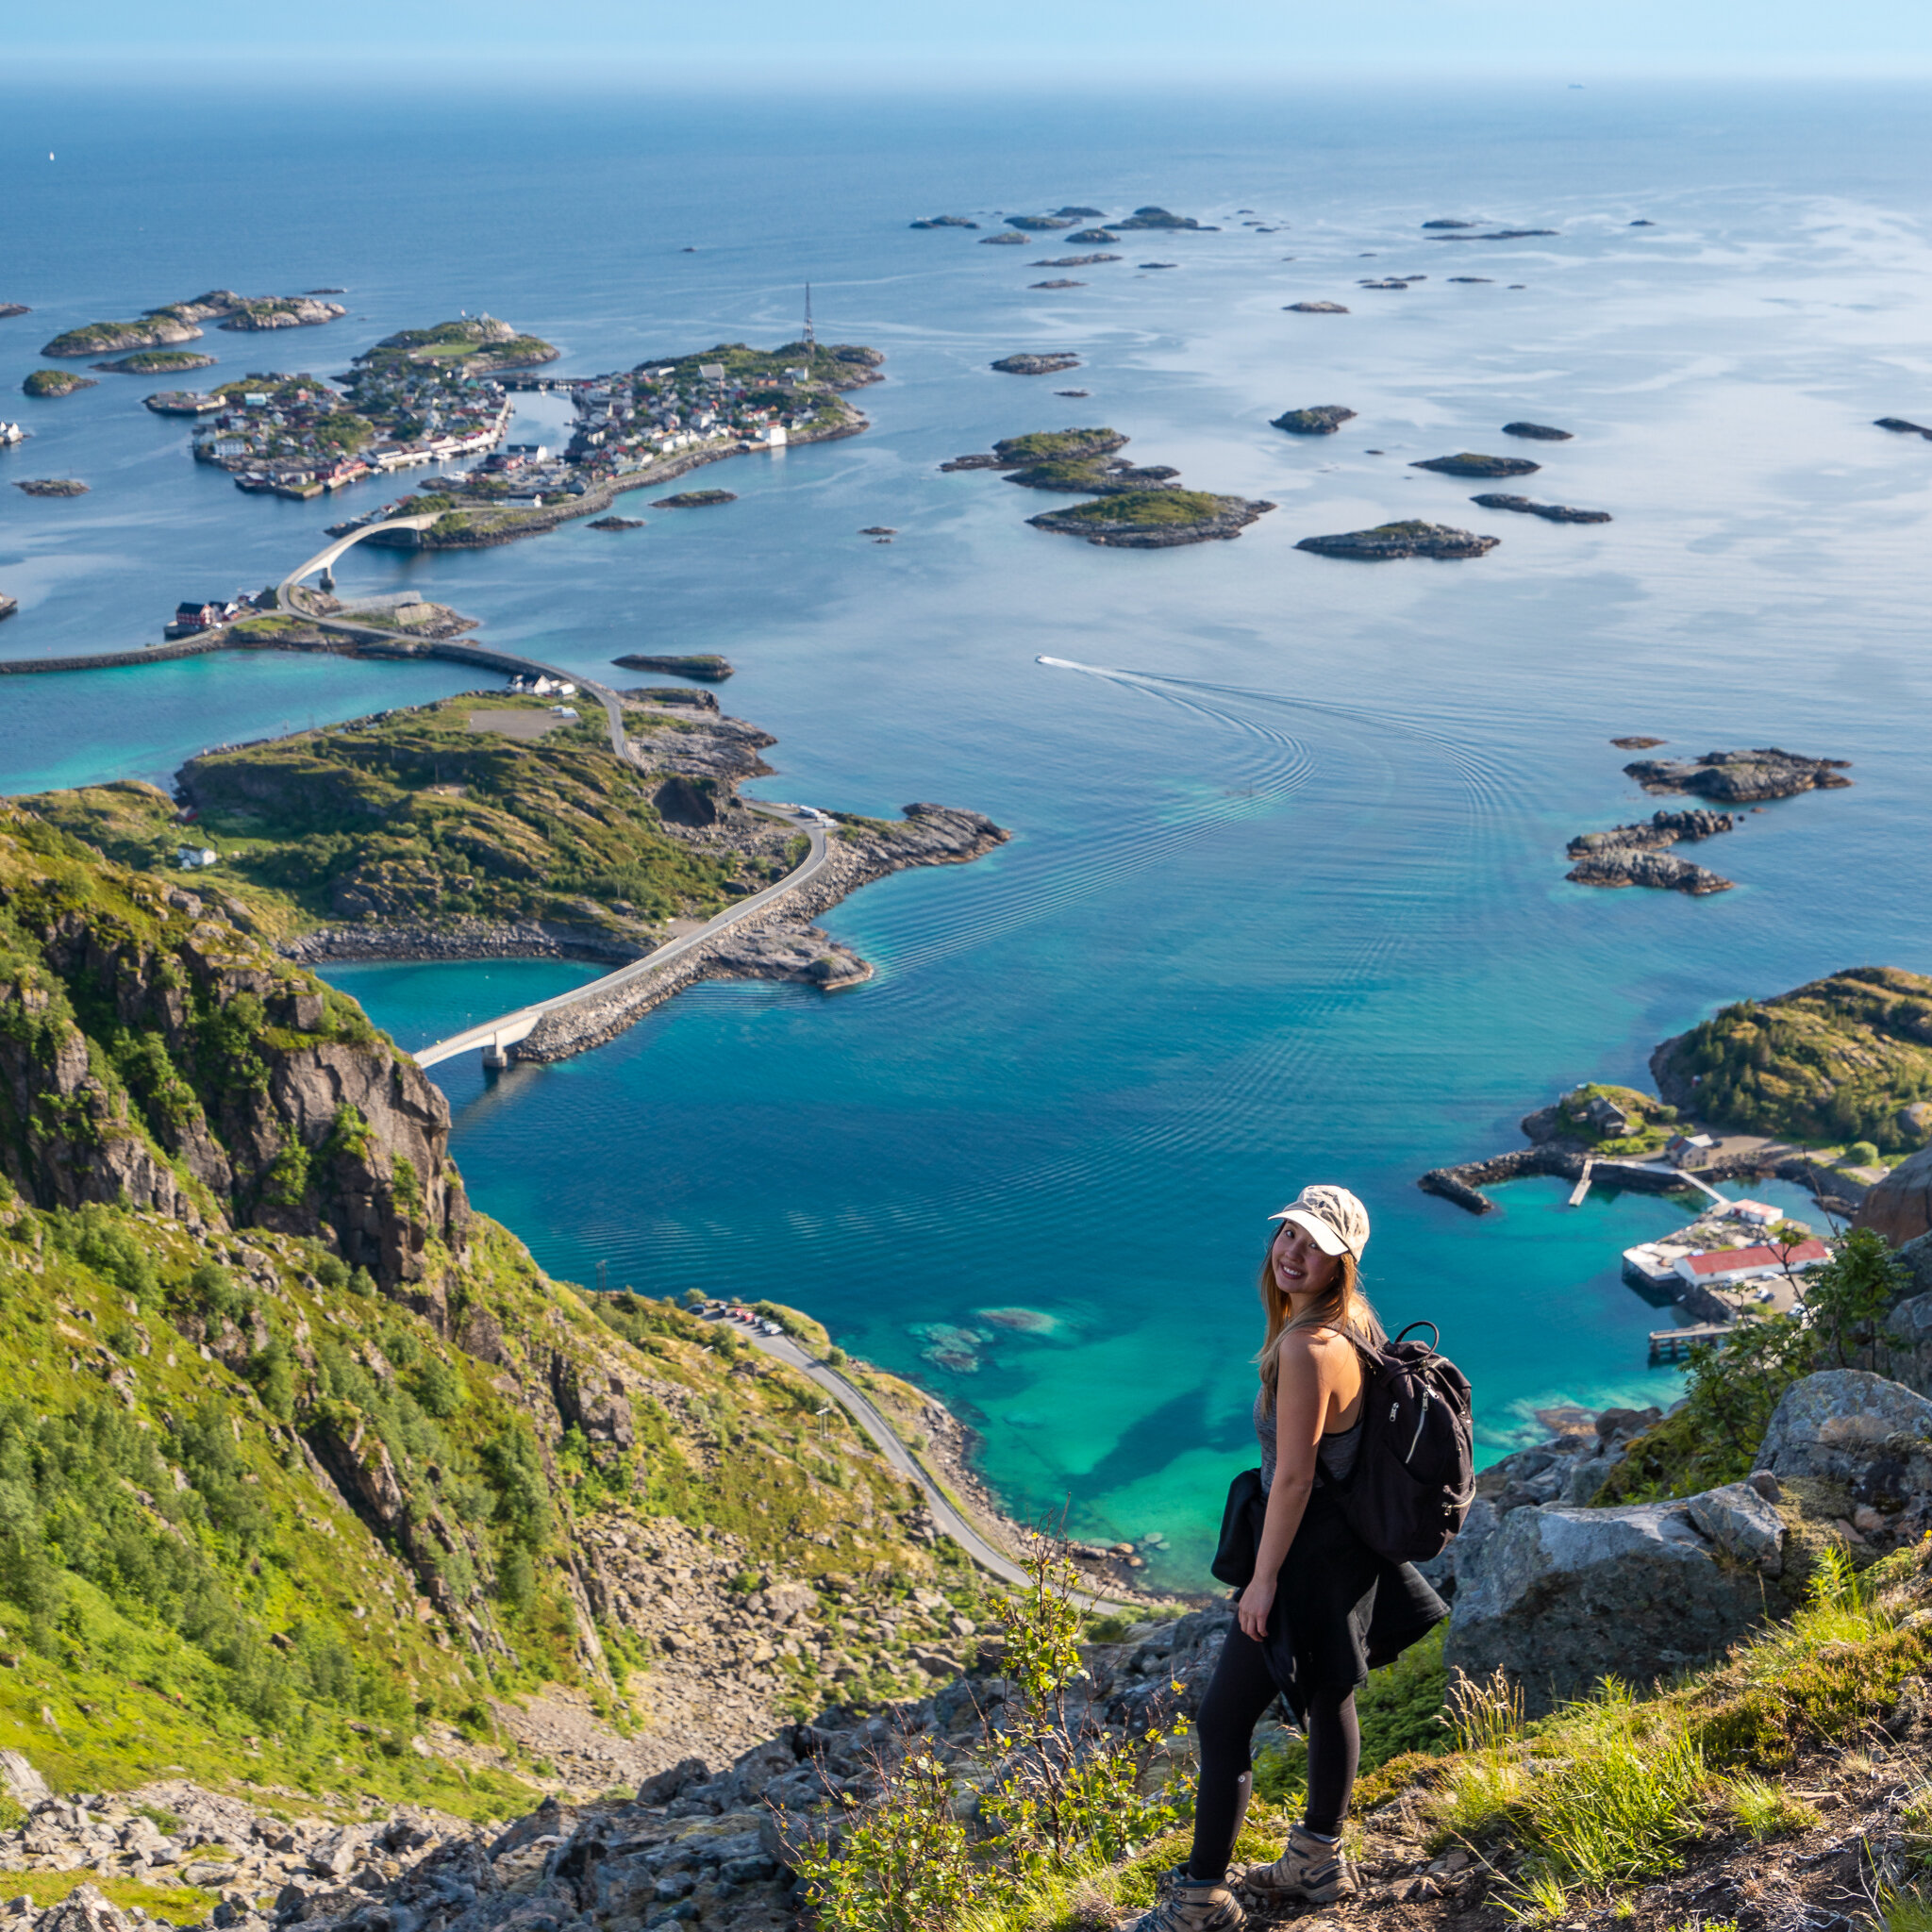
[1855,1145,1932,1247]
[0,1751,48,1805]
[1446,1490,1789,1712]
[1755,1369,1932,1507]
[1877,1290,1932,1398]
[1685,1481,1786,1574]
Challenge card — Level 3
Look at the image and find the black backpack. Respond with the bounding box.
[1337,1322,1476,1563]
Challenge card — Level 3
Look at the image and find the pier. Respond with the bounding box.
[1650,1323,1731,1362]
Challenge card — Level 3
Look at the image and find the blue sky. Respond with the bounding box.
[9,0,1932,83]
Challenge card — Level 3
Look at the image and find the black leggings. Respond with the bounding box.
[1186,1621,1360,1881]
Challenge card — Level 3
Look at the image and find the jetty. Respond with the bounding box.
[1649,1324,1730,1363]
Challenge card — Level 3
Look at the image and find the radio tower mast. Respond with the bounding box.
[802,283,816,358]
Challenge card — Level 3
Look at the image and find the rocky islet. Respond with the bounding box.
[1625,746,1852,802]
[1471,491,1610,523]
[40,291,345,358]
[990,352,1081,375]
[1271,404,1357,435]
[1296,519,1499,559]
[1412,451,1541,478]
[21,371,95,397]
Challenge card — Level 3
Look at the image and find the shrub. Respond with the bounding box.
[188,1261,252,1326]
[790,1542,1190,1928]
[412,1357,467,1420]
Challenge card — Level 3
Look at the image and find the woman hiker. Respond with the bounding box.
[1134,1185,1449,1932]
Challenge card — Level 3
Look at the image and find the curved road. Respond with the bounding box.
[737,1323,1135,1615]
[413,809,830,1068]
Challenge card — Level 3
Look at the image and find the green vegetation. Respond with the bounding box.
[1549,1082,1678,1156]
[109,350,219,374]
[991,428,1125,464]
[358,319,558,373]
[0,810,971,1808]
[1653,967,1932,1152]
[20,695,749,942]
[634,340,881,391]
[791,1544,1191,1932]
[40,319,199,358]
[23,370,95,397]
[1053,489,1236,526]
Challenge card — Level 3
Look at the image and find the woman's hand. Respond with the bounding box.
[1238,1573,1275,1641]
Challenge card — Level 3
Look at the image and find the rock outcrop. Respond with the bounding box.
[1117,207,1209,229]
[1564,850,1734,894]
[1502,421,1574,440]
[1272,405,1357,435]
[1411,452,1541,478]
[1470,492,1610,523]
[1756,1370,1932,1509]
[1566,808,1734,856]
[1285,301,1349,313]
[1445,1485,1790,1713]
[0,804,466,1287]
[1854,1145,1932,1247]
[1027,491,1274,547]
[991,353,1081,375]
[1624,747,1853,801]
[1296,520,1498,559]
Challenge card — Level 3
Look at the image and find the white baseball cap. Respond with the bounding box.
[1268,1184,1370,1261]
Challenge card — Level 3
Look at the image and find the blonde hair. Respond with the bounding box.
[1256,1232,1385,1412]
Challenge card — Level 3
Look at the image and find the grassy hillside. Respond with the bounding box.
[0,803,985,1812]
[19,696,768,948]
[1653,966,1932,1153]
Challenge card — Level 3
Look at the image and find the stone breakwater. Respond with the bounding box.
[512,808,1006,1063]
[1418,1143,1864,1217]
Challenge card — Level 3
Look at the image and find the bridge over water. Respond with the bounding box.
[411,811,830,1069]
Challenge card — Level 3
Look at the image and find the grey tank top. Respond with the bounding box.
[1254,1386,1363,1493]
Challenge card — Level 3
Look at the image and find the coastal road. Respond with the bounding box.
[736,1322,1137,1616]
[412,808,830,1069]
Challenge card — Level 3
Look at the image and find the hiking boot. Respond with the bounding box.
[1128,1873,1248,1932]
[1241,1824,1358,1905]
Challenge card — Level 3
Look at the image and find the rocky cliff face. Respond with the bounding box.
[0,804,464,1289]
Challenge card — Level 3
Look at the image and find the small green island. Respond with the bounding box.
[943,426,1274,545]
[653,489,737,508]
[94,348,220,374]
[12,476,89,497]
[40,289,345,358]
[22,369,96,397]
[1028,487,1275,546]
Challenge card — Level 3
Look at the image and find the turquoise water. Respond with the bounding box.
[6,83,1932,1584]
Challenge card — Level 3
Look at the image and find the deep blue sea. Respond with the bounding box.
[5,81,1931,1583]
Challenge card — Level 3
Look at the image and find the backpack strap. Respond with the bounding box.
[1390,1320,1441,1355]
